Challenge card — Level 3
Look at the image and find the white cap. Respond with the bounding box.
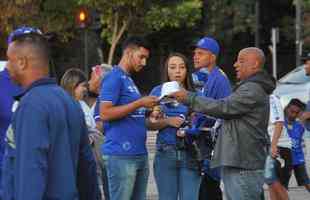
[159,81,181,100]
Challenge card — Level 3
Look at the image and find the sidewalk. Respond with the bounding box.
[146,132,310,200]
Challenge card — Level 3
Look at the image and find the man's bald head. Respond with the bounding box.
[234,47,266,80]
[10,33,50,68]
[240,47,265,68]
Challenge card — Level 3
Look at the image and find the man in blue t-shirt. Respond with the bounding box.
[285,99,310,193]
[192,36,232,200]
[99,36,158,200]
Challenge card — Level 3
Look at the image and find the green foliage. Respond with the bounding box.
[203,0,256,43]
[0,0,80,43]
[144,0,202,31]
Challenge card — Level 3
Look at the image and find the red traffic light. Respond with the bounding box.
[76,8,89,28]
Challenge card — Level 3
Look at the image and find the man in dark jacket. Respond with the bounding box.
[5,31,99,200]
[169,47,275,200]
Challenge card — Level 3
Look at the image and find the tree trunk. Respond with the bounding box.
[107,13,130,65]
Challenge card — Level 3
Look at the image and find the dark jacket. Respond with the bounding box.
[185,71,275,170]
[12,78,99,200]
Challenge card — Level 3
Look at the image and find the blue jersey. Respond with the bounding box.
[192,68,208,92]
[11,78,98,200]
[194,66,232,128]
[150,85,189,147]
[100,66,147,155]
[286,120,305,165]
[199,66,231,180]
[202,66,231,99]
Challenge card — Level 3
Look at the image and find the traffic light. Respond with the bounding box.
[76,7,90,28]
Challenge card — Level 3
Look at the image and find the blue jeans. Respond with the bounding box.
[105,155,149,200]
[221,166,264,200]
[100,155,110,200]
[154,146,201,200]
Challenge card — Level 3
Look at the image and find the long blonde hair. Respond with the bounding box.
[60,68,87,98]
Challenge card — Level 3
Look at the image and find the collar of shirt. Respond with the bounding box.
[14,77,56,100]
[114,65,130,76]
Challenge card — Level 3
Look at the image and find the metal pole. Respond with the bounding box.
[272,28,277,79]
[84,29,89,78]
[255,0,260,48]
[296,0,302,67]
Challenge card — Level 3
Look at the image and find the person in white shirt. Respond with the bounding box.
[265,94,292,200]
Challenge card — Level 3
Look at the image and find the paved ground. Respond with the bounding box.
[145,132,310,200]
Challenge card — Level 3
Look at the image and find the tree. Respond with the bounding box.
[202,0,257,44]
[0,0,80,46]
[79,0,202,65]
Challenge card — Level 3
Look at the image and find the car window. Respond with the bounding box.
[278,65,310,84]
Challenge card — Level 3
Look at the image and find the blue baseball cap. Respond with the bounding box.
[7,26,42,44]
[194,37,220,55]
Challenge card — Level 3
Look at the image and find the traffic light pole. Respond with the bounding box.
[84,29,89,78]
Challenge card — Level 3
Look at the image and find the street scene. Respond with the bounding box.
[1,1,310,200]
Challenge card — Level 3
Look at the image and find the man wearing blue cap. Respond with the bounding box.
[0,28,34,200]
[3,28,99,200]
[192,37,232,200]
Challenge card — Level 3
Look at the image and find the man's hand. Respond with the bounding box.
[139,96,159,108]
[299,111,310,122]
[168,89,189,103]
[270,144,278,158]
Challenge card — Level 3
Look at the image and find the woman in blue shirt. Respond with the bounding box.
[147,53,201,200]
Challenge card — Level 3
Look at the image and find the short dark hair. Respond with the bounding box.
[287,98,306,110]
[11,32,50,62]
[121,36,151,53]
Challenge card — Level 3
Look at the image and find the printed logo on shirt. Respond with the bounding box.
[6,124,15,149]
[128,85,140,94]
[6,101,19,149]
[122,141,132,151]
[291,138,299,149]
[131,107,146,118]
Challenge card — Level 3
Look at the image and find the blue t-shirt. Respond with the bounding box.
[194,66,232,128]
[150,85,189,147]
[286,120,305,165]
[198,66,232,180]
[202,66,231,99]
[192,68,208,92]
[99,66,147,155]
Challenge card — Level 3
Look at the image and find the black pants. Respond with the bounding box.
[199,174,222,200]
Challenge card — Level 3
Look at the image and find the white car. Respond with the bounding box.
[273,65,310,139]
[273,65,310,107]
[0,61,7,71]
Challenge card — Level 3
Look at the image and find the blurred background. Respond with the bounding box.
[0,0,310,93]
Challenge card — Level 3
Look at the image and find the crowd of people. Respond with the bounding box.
[0,26,310,200]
